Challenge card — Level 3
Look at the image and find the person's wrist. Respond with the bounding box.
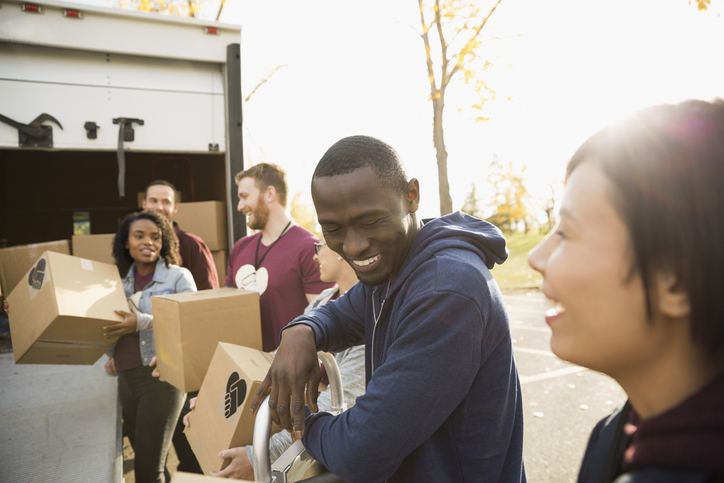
[281,323,316,344]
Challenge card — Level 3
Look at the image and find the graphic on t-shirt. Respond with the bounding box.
[28,257,49,300]
[235,264,269,295]
[224,372,247,418]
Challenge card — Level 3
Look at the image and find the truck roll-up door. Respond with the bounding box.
[0,42,226,154]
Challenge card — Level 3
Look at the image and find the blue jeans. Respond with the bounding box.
[118,365,185,483]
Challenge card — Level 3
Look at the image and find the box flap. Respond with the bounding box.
[153,287,248,303]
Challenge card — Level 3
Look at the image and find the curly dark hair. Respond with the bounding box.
[112,210,181,277]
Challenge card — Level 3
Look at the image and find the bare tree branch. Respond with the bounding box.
[418,0,439,96]
[449,0,502,79]
[215,0,225,21]
[244,64,288,104]
[434,0,451,91]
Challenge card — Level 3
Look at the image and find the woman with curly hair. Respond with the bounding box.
[103,210,196,483]
[529,99,724,481]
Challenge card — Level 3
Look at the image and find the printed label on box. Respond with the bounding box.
[224,372,247,418]
[27,256,49,301]
[80,259,94,271]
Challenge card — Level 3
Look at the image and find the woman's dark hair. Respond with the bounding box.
[567,99,724,355]
[112,210,181,276]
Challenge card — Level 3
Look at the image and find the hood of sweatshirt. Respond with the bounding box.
[382,211,509,298]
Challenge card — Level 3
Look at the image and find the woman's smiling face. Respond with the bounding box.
[528,162,667,378]
[126,218,162,268]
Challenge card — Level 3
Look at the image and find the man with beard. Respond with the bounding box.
[226,163,334,351]
[250,137,525,482]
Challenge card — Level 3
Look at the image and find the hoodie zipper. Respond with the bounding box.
[371,286,388,375]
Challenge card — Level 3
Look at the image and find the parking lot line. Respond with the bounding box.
[519,366,587,385]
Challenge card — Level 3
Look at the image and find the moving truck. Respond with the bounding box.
[0,0,246,251]
[0,4,245,480]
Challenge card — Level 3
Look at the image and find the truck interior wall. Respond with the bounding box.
[0,150,226,247]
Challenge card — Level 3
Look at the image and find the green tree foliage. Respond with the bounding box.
[486,155,529,233]
[417,0,505,215]
[289,191,319,236]
[461,182,484,218]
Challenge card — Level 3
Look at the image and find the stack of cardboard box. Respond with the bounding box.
[72,234,116,266]
[175,201,229,287]
[0,240,71,296]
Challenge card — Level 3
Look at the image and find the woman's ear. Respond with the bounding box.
[656,273,690,319]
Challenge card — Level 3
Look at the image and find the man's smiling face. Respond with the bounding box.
[312,166,419,286]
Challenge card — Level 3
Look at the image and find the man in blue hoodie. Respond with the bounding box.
[251,135,526,482]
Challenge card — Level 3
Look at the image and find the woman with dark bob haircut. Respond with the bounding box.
[104,210,196,483]
[529,99,724,482]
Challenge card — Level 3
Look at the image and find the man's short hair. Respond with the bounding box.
[145,179,178,202]
[567,98,724,356]
[312,135,409,196]
[234,163,288,207]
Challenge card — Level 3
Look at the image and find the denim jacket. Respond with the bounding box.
[116,258,196,366]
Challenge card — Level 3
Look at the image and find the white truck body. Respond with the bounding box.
[0,0,246,246]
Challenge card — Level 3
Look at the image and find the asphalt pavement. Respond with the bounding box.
[505,291,626,483]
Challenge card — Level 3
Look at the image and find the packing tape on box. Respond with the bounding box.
[34,340,110,349]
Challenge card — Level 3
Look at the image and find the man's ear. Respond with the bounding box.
[406,178,420,214]
[656,273,690,319]
[172,202,179,216]
[264,185,276,203]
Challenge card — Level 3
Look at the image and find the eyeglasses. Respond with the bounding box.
[314,242,325,255]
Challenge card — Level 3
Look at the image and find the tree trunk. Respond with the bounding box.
[432,96,453,215]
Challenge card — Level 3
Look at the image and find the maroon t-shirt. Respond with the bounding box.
[113,269,155,371]
[174,223,219,291]
[225,225,335,351]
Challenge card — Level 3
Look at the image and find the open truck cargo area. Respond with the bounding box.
[0,0,246,250]
[0,1,245,480]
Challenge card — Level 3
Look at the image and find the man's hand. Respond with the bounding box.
[209,447,254,479]
[250,324,320,440]
[104,357,117,376]
[104,310,138,338]
[183,397,197,428]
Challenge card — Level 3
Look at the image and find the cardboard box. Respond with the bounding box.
[211,250,228,288]
[185,342,276,475]
[171,472,252,483]
[151,288,262,393]
[72,234,116,266]
[175,201,228,251]
[0,240,71,296]
[7,251,127,365]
